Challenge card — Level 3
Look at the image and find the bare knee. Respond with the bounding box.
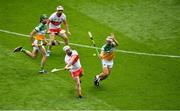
[43,55,47,59]
[103,69,110,75]
[63,36,68,41]
[74,77,80,86]
[49,34,55,43]
[76,81,80,87]
[32,55,36,59]
[42,51,47,58]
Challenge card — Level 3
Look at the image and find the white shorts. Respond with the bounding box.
[102,59,113,68]
[33,40,45,51]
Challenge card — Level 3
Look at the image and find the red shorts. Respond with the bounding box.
[48,28,62,34]
[71,67,83,78]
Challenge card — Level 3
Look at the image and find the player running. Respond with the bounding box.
[94,33,119,86]
[63,45,83,98]
[47,5,71,56]
[13,14,48,74]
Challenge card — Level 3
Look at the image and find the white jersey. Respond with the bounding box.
[49,12,66,29]
[64,50,82,73]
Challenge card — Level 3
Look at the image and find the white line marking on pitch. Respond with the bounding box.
[0,29,180,58]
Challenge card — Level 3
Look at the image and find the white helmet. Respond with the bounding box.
[56,5,64,11]
[63,45,70,51]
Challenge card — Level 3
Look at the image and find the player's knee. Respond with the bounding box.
[43,54,47,59]
[103,70,109,75]
[74,78,80,86]
[76,81,80,87]
[32,55,36,59]
[63,36,68,41]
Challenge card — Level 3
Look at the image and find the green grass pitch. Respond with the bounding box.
[0,0,180,109]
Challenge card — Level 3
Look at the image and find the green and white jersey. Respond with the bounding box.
[100,43,116,61]
[101,43,116,53]
[35,23,47,35]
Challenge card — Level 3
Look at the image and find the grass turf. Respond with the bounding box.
[0,0,180,109]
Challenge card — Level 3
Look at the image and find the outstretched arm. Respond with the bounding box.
[111,33,119,47]
[63,20,71,36]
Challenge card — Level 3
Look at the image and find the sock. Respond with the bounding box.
[96,75,100,82]
[47,49,50,53]
[79,95,82,98]
[97,76,100,82]
[40,66,44,70]
[21,48,26,53]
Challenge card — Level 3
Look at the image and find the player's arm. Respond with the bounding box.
[48,14,53,23]
[47,19,51,27]
[99,46,106,59]
[64,55,78,70]
[46,15,53,31]
[99,51,104,59]
[63,20,71,36]
[47,19,50,24]
[30,30,37,45]
[111,33,119,47]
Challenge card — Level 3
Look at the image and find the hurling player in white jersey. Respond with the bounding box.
[47,5,71,56]
[63,46,83,98]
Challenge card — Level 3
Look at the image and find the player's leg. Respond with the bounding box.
[14,46,38,59]
[25,49,38,59]
[39,46,47,73]
[47,32,55,56]
[94,67,109,86]
[99,67,111,80]
[94,60,113,86]
[73,76,82,98]
[40,46,47,68]
[13,46,23,53]
[59,32,69,45]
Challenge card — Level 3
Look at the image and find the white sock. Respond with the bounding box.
[96,75,100,82]
[47,49,50,53]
